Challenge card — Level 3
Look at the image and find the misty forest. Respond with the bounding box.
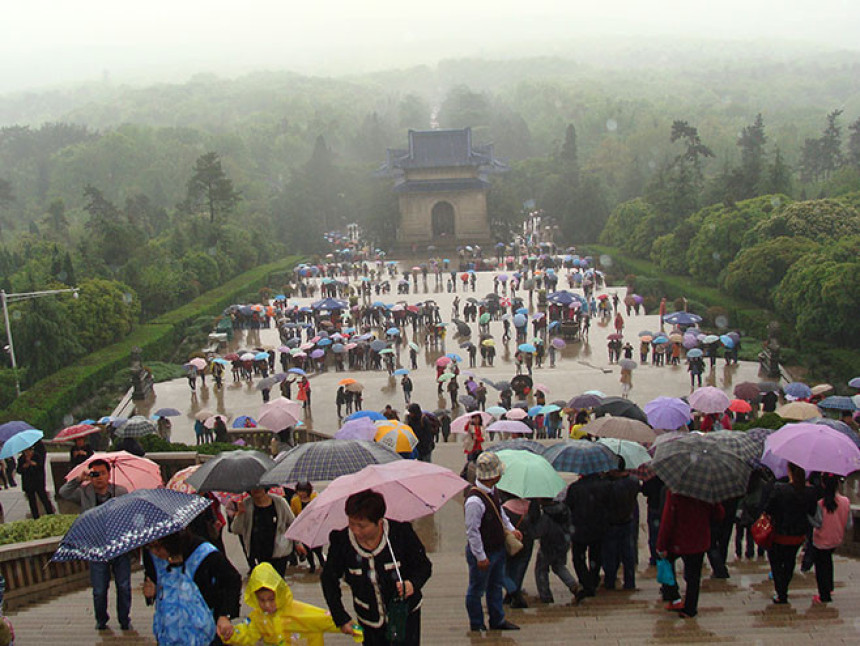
[1,45,860,401]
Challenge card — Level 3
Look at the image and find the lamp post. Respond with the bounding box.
[1,287,79,397]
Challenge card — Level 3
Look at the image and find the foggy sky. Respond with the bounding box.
[1,0,857,92]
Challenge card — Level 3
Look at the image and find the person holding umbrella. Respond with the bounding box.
[764,462,818,604]
[321,489,432,643]
[59,459,131,631]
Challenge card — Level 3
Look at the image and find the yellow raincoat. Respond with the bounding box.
[226,563,340,645]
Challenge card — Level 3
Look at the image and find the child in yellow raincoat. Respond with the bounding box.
[223,562,343,645]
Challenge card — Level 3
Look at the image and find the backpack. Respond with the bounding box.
[152,542,218,646]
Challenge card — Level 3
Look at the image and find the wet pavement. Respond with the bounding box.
[126,265,764,445]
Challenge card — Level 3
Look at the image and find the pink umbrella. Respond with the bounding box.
[344,342,358,350]
[258,398,302,430]
[285,461,468,547]
[436,356,452,367]
[66,451,163,491]
[187,357,207,370]
[682,335,700,349]
[334,417,377,441]
[50,423,101,443]
[764,422,860,477]
[203,415,229,429]
[534,383,550,394]
[688,386,731,414]
[505,408,529,421]
[486,420,533,434]
[450,411,495,433]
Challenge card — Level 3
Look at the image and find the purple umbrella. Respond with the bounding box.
[644,397,692,430]
[688,387,731,414]
[310,349,325,359]
[334,417,377,441]
[764,422,860,477]
[551,338,566,350]
[486,420,533,435]
[682,335,700,349]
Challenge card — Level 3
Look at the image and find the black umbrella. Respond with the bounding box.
[484,439,545,455]
[460,341,475,349]
[594,397,649,424]
[369,340,388,352]
[568,394,604,410]
[186,450,276,493]
[459,395,478,411]
[511,375,533,393]
[452,320,472,337]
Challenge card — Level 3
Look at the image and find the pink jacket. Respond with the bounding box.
[812,494,852,550]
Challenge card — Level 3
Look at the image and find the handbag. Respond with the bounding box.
[656,558,676,586]
[475,488,524,556]
[751,512,775,549]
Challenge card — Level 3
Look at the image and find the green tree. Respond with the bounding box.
[67,278,139,352]
[763,147,792,196]
[737,113,767,198]
[600,198,656,252]
[11,294,85,386]
[184,152,241,224]
[748,198,860,246]
[847,116,860,167]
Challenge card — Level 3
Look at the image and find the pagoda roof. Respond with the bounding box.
[377,127,509,175]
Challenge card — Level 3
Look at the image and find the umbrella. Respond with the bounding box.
[187,357,207,370]
[0,420,35,443]
[638,330,654,338]
[450,411,495,433]
[374,420,419,453]
[551,338,566,350]
[334,417,379,441]
[783,382,812,400]
[66,452,163,491]
[0,429,43,459]
[663,312,703,326]
[258,398,302,430]
[728,399,752,414]
[618,359,637,371]
[114,415,157,439]
[194,410,214,422]
[596,438,651,469]
[393,368,410,376]
[288,368,307,376]
[496,450,565,499]
[51,424,101,443]
[165,464,200,494]
[310,349,325,359]
[567,394,603,410]
[594,397,648,423]
[505,408,528,421]
[686,348,703,358]
[644,397,691,430]
[486,406,507,417]
[763,422,860,477]
[587,416,655,443]
[408,341,420,352]
[435,356,452,367]
[437,372,455,383]
[776,401,820,421]
[261,439,402,485]
[808,418,860,448]
[344,410,386,422]
[484,439,545,454]
[256,376,279,390]
[651,434,752,503]
[733,382,762,402]
[446,353,463,363]
[52,489,211,563]
[203,415,231,430]
[284,461,468,547]
[153,408,182,417]
[534,383,550,394]
[543,440,618,474]
[707,430,764,462]
[459,395,478,410]
[849,377,860,389]
[811,384,833,397]
[688,387,731,414]
[486,420,533,435]
[232,415,257,428]
[818,396,857,412]
[186,450,275,493]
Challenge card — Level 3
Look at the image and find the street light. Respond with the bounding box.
[1,287,79,397]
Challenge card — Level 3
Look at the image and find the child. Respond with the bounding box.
[224,563,341,645]
[528,498,584,604]
[811,474,852,604]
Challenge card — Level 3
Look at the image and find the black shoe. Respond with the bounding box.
[573,588,587,604]
[470,625,486,632]
[95,623,108,631]
[772,595,788,605]
[503,593,512,605]
[539,596,554,604]
[120,623,132,631]
[510,592,529,609]
[490,621,520,631]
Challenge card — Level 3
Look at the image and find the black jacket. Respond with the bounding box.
[765,483,819,537]
[565,475,611,543]
[321,520,432,629]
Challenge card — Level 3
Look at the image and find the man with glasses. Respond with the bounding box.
[60,459,131,631]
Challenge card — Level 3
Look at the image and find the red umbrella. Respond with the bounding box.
[728,399,752,414]
[51,424,101,443]
[607,333,623,341]
[224,353,240,361]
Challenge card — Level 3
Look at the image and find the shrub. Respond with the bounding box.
[0,515,78,546]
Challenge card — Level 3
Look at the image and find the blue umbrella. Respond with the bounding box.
[515,307,529,315]
[254,352,269,360]
[0,429,44,459]
[232,415,258,428]
[513,314,527,327]
[317,338,332,347]
[719,334,735,348]
[818,396,857,412]
[393,369,410,376]
[687,348,703,358]
[663,311,703,326]
[528,405,544,417]
[344,410,386,422]
[386,328,400,336]
[446,353,463,363]
[543,440,618,475]
[518,343,536,353]
[153,408,181,417]
[52,489,210,562]
[331,343,346,354]
[784,382,812,400]
[0,420,35,443]
[288,368,307,376]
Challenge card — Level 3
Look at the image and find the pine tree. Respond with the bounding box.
[184,152,241,223]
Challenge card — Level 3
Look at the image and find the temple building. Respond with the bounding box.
[377,128,509,248]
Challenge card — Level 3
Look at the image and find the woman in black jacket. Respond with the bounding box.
[765,462,818,604]
[321,489,432,644]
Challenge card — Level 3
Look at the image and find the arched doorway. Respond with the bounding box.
[431,201,455,238]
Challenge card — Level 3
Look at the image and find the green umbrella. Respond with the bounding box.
[479,312,491,324]
[437,372,455,382]
[596,438,651,470]
[496,449,565,499]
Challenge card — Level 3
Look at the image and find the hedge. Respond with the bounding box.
[0,514,78,547]
[0,256,302,433]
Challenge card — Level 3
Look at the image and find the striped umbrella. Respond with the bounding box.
[260,439,402,485]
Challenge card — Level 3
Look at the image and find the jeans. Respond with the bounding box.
[465,548,506,629]
[602,522,636,589]
[647,507,661,565]
[503,538,533,594]
[813,546,835,601]
[663,552,704,616]
[571,540,603,595]
[768,542,801,601]
[90,553,132,627]
[534,550,578,601]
